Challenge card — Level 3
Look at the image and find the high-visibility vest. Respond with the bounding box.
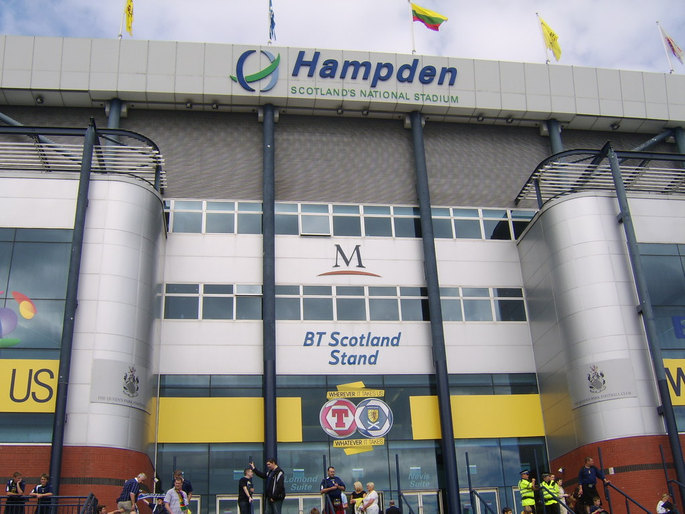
[519,479,535,506]
[541,482,557,505]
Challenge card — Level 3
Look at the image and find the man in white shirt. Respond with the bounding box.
[164,478,190,514]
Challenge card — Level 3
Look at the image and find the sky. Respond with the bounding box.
[0,0,684,74]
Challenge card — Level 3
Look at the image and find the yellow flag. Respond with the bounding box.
[539,16,561,61]
[125,0,134,36]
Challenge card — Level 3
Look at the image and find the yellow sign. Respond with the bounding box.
[326,389,384,399]
[333,437,385,448]
[664,359,685,405]
[0,359,58,412]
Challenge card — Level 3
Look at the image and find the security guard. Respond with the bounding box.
[519,470,537,514]
[540,473,559,514]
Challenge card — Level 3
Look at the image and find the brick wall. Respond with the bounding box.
[0,445,154,513]
[550,434,685,514]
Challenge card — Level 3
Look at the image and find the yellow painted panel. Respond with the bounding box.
[158,397,301,443]
[0,359,58,412]
[663,359,685,406]
[411,394,545,439]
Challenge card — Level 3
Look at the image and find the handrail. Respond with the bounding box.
[605,483,651,514]
[538,483,575,514]
[398,492,417,514]
[470,489,497,514]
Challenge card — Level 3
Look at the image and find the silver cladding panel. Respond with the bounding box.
[67,176,164,452]
[517,192,685,459]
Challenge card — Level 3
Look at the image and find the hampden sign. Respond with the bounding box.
[231,49,460,105]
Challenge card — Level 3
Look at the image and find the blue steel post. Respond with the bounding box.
[606,145,685,505]
[262,104,277,462]
[545,119,563,154]
[409,111,461,514]
[48,118,97,494]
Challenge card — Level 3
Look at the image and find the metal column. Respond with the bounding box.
[545,119,563,154]
[408,111,461,514]
[606,145,685,505]
[48,118,98,494]
[261,104,278,462]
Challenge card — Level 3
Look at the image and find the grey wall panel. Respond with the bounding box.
[424,124,550,207]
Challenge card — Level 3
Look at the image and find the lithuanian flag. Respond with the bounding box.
[411,2,448,31]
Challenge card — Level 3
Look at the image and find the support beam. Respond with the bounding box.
[49,118,98,494]
[607,145,685,506]
[261,104,277,462]
[545,119,563,154]
[408,111,461,514]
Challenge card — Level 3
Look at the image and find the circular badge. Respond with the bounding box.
[319,399,357,438]
[354,398,393,438]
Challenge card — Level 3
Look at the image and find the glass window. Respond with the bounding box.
[642,255,685,305]
[495,299,527,321]
[8,243,70,299]
[333,205,360,214]
[363,205,391,215]
[0,413,53,443]
[301,215,330,235]
[336,286,365,296]
[454,219,482,239]
[8,299,65,348]
[173,212,202,233]
[165,296,199,319]
[463,299,493,321]
[483,219,512,240]
[369,298,399,320]
[401,298,430,321]
[276,214,299,235]
[205,213,234,233]
[237,213,262,234]
[364,217,392,237]
[276,297,301,320]
[203,284,233,294]
[167,284,199,294]
[206,201,234,211]
[303,286,331,296]
[236,296,261,319]
[441,299,463,321]
[202,297,233,319]
[276,285,300,295]
[394,217,421,238]
[432,218,453,238]
[303,298,333,320]
[496,288,523,298]
[333,216,361,236]
[336,298,366,320]
[275,203,298,213]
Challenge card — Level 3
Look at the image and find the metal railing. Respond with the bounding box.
[514,148,685,208]
[0,495,91,514]
[0,125,166,191]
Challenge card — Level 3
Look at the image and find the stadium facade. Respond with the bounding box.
[1,34,685,514]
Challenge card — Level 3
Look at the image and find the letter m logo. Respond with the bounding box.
[333,244,365,268]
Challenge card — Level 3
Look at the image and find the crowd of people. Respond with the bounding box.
[516,457,614,514]
[3,457,676,514]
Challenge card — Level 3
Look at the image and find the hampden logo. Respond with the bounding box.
[318,244,380,277]
[230,50,281,92]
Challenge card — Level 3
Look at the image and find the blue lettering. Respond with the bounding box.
[320,59,338,78]
[371,62,394,88]
[419,66,436,84]
[292,51,320,77]
[397,59,418,82]
[330,331,340,346]
[438,67,458,86]
[340,60,371,80]
[329,349,341,365]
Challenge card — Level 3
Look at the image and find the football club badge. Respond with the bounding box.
[354,398,393,438]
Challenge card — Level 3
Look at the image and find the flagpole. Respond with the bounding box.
[536,13,550,65]
[657,21,675,74]
[409,0,416,54]
[118,0,126,39]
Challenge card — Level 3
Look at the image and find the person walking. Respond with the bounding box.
[250,459,286,514]
[116,473,147,514]
[577,458,609,514]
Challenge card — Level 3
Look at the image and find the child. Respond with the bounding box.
[589,497,607,514]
